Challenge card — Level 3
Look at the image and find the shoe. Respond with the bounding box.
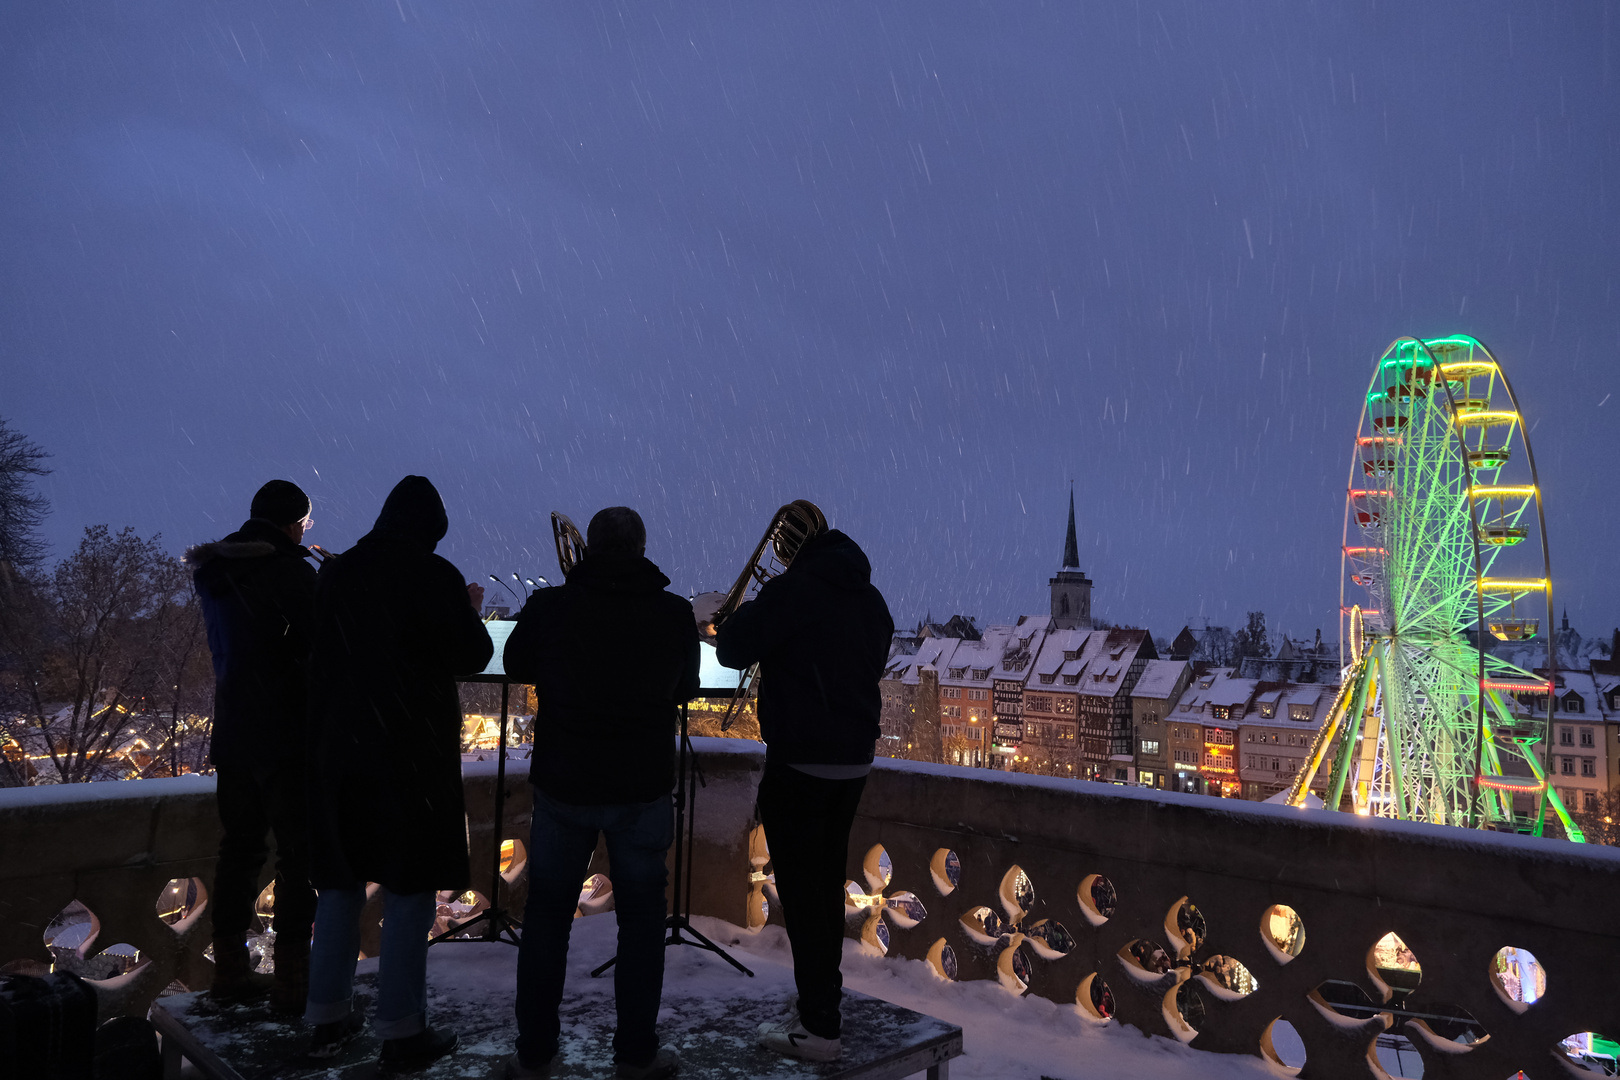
[209,938,273,1004]
[379,1027,457,1072]
[615,1047,678,1079]
[503,1052,555,1079]
[757,1013,840,1063]
[307,1009,365,1059]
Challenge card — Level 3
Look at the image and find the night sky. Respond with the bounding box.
[4,2,1617,642]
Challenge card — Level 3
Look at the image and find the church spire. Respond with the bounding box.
[1062,485,1080,569]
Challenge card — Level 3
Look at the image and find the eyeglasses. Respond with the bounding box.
[298,514,314,533]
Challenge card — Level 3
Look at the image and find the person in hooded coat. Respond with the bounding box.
[184,479,319,1013]
[714,527,893,1063]
[500,507,698,1080]
[303,476,493,1070]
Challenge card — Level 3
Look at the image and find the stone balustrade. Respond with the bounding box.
[4,738,1620,1080]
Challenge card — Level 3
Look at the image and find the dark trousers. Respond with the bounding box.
[515,789,674,1068]
[755,760,867,1040]
[212,761,317,949]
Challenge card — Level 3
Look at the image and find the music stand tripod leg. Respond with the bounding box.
[592,702,753,977]
[432,676,523,946]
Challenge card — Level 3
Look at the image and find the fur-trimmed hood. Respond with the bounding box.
[184,538,277,568]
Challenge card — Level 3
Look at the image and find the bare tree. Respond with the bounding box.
[0,418,51,573]
[1199,626,1236,666]
[1235,611,1270,661]
[5,526,186,783]
[134,558,214,777]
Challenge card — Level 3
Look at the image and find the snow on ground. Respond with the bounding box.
[356,907,1421,1079]
[537,911,1290,1080]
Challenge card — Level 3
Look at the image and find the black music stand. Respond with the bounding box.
[592,677,754,978]
[435,621,523,946]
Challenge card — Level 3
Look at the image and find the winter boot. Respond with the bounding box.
[209,936,273,1004]
[268,931,309,1016]
[379,1027,458,1072]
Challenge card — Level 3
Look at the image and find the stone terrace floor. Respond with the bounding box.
[155,909,1329,1080]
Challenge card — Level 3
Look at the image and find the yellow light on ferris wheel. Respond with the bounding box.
[1477,579,1549,592]
[1469,485,1537,500]
[1440,360,1498,379]
[1453,410,1519,428]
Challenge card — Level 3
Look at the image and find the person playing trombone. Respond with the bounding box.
[715,524,893,1063]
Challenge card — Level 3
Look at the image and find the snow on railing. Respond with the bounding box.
[5,738,1620,1080]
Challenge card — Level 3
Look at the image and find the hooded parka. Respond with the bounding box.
[306,476,493,894]
[714,529,894,764]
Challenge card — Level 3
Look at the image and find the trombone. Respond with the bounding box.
[551,512,586,577]
[701,500,826,730]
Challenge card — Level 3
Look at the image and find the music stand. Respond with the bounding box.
[435,620,523,947]
[592,645,753,978]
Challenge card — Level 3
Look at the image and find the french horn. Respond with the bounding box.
[551,511,587,577]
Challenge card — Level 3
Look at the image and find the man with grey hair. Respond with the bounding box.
[502,507,700,1080]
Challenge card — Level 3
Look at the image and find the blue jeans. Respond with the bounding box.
[514,789,673,1068]
[305,886,436,1040]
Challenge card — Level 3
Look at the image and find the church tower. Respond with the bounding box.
[1049,488,1093,630]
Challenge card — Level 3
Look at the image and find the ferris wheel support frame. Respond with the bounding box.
[1288,335,1582,840]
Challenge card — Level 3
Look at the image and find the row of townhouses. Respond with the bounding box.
[879,498,1620,811]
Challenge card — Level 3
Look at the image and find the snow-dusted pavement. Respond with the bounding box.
[683,916,1286,1080]
[166,908,1313,1078]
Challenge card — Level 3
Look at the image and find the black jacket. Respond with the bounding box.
[306,477,493,893]
[504,551,699,805]
[185,519,317,770]
[715,529,893,765]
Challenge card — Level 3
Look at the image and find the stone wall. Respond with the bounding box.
[842,759,1620,1080]
[6,740,1620,1080]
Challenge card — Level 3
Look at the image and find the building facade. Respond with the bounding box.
[1238,683,1344,802]
[1132,658,1192,790]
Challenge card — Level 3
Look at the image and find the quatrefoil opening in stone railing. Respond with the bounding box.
[957,864,1074,996]
[845,845,929,960]
[1117,896,1266,1046]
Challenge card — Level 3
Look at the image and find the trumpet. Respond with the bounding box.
[701,499,826,730]
[551,512,586,577]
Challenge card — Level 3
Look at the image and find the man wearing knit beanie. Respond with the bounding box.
[184,479,319,1014]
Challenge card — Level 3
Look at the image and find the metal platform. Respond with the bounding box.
[151,940,960,1080]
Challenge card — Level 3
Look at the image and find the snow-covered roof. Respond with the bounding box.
[1132,659,1188,700]
[938,632,1006,686]
[1239,681,1342,731]
[1174,670,1257,719]
[1547,669,1606,721]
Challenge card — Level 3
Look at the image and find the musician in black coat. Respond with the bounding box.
[715,527,893,1063]
[303,476,493,1069]
[500,507,699,1080]
[185,479,318,1012]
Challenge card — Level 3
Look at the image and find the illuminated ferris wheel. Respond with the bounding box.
[1289,335,1578,838]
